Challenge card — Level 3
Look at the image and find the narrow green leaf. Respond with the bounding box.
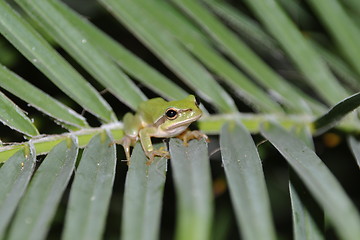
[289,179,324,240]
[313,92,360,134]
[169,138,213,240]
[100,0,237,113]
[0,90,39,136]
[131,0,282,113]
[62,132,116,240]
[47,0,188,101]
[121,143,167,240]
[289,126,324,240]
[7,138,78,240]
[220,121,276,240]
[277,0,316,28]
[342,0,360,15]
[175,0,317,113]
[16,0,147,110]
[0,146,36,238]
[307,0,360,78]
[0,0,115,122]
[206,0,281,56]
[310,40,360,91]
[291,125,315,150]
[243,0,349,105]
[0,65,88,128]
[261,122,360,240]
[348,136,360,168]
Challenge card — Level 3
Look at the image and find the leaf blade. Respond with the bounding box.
[62,132,116,240]
[169,138,213,240]
[51,2,188,101]
[16,0,147,110]
[313,92,360,134]
[0,90,39,136]
[261,122,360,240]
[175,0,317,113]
[307,0,360,78]
[289,177,324,240]
[121,143,167,240]
[100,0,237,113]
[0,146,36,238]
[288,126,324,240]
[0,65,88,128]
[243,0,349,105]
[220,121,276,240]
[7,137,78,240]
[0,0,115,122]
[348,136,360,168]
[132,0,282,113]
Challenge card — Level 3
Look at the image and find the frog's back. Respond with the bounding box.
[137,97,168,123]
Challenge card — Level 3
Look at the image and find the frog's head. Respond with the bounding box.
[156,95,202,135]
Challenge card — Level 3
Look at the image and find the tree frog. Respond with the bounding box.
[117,95,208,165]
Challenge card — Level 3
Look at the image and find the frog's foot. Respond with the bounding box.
[145,147,170,165]
[178,130,209,146]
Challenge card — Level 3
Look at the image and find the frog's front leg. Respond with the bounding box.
[139,127,170,165]
[177,129,209,146]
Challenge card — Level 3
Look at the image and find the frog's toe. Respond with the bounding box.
[179,130,209,146]
[145,149,170,165]
[154,150,170,159]
[157,146,168,152]
[146,158,154,166]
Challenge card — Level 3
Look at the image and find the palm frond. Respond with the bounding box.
[220,122,276,240]
[0,0,115,121]
[0,0,359,239]
[121,143,166,240]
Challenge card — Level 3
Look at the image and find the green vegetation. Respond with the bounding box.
[0,0,359,239]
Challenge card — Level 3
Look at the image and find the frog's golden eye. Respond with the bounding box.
[165,108,178,120]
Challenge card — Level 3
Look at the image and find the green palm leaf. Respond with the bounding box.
[0,0,115,122]
[7,138,78,240]
[0,90,38,136]
[0,147,35,238]
[62,133,115,240]
[220,121,276,240]
[121,143,166,240]
[0,1,359,239]
[169,139,212,240]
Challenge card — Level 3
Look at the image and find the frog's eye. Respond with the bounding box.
[165,108,178,120]
[195,97,201,107]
